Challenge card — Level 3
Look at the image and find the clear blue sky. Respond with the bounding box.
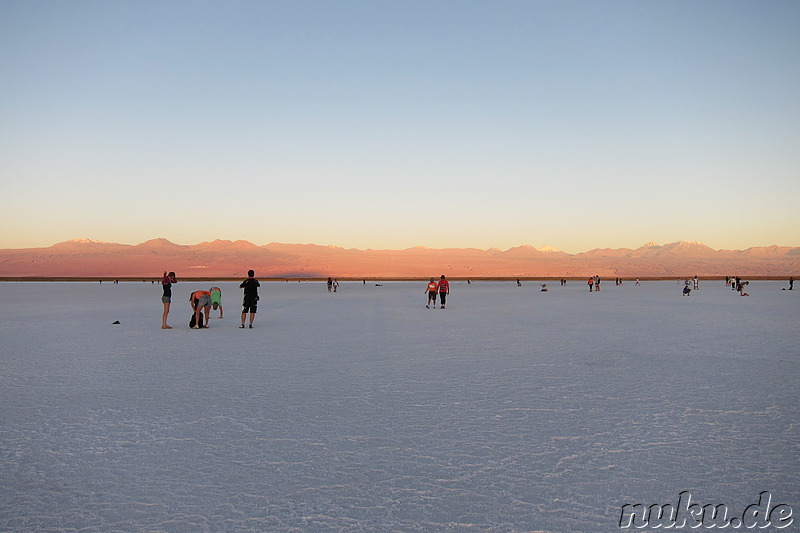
[1,1,798,252]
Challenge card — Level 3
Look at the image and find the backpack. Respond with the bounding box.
[189,312,205,329]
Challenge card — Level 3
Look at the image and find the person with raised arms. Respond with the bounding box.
[161,271,176,329]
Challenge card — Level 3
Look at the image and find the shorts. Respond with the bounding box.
[196,294,211,307]
[242,298,258,314]
[162,295,171,304]
[427,291,437,300]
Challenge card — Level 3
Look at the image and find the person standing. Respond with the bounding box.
[425,277,438,308]
[588,277,594,292]
[790,277,795,290]
[240,270,260,328]
[161,271,176,329]
[438,275,450,309]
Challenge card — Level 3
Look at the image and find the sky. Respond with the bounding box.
[1,1,799,254]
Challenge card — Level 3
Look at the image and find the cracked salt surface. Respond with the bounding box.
[0,280,797,531]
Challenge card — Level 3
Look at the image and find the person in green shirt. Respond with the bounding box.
[210,286,223,319]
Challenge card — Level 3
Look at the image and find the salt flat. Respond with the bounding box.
[0,280,797,532]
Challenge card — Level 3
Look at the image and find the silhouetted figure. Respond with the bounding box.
[240,270,260,328]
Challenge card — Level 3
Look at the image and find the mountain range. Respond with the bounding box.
[1,238,798,278]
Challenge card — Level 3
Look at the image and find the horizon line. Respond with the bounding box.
[3,237,799,255]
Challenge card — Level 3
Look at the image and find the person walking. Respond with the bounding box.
[240,270,260,328]
[438,275,450,309]
[588,277,594,292]
[425,278,438,308]
[161,271,176,329]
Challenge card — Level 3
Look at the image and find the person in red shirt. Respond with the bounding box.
[437,275,450,309]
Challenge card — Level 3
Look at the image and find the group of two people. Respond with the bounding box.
[160,270,261,329]
[424,275,450,309]
[187,286,224,328]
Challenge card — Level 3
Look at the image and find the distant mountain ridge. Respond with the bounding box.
[0,238,798,278]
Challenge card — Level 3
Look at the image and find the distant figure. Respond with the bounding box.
[210,286,223,318]
[327,277,333,293]
[161,271,176,329]
[240,270,260,328]
[333,279,339,292]
[517,278,522,287]
[682,285,691,296]
[588,277,594,292]
[467,279,471,285]
[189,290,211,328]
[693,276,699,290]
[594,275,601,291]
[438,275,450,309]
[739,281,750,296]
[425,278,438,309]
[540,284,548,292]
[635,278,640,286]
[790,277,795,290]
